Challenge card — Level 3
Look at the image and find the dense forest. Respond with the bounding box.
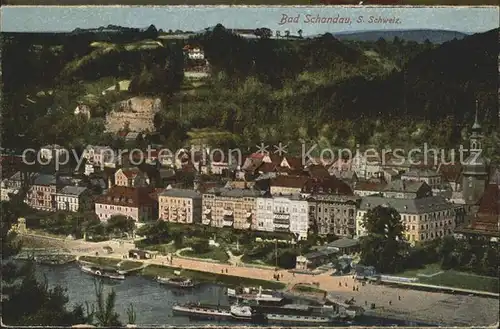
[2,25,499,161]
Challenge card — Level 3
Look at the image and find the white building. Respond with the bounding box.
[401,169,442,189]
[255,198,275,232]
[55,186,93,212]
[74,104,91,119]
[39,144,66,161]
[82,145,117,167]
[256,195,309,240]
[188,48,205,60]
[0,171,24,201]
[356,195,464,244]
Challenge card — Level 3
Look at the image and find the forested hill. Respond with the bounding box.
[399,28,498,122]
[333,29,468,44]
[1,25,498,154]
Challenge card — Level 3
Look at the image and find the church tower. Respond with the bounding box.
[462,100,489,206]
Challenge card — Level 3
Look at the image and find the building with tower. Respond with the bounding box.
[461,101,489,209]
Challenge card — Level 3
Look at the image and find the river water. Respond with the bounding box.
[32,263,432,326]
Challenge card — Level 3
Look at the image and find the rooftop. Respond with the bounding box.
[270,175,309,189]
[204,187,263,198]
[383,180,428,193]
[402,169,439,178]
[57,186,88,196]
[326,237,360,249]
[159,188,201,199]
[359,195,460,214]
[354,180,386,191]
[96,186,156,207]
[478,183,500,215]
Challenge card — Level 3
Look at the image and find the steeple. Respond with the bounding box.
[470,99,482,151]
[472,99,481,131]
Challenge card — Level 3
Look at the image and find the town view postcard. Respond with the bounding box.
[0,5,499,328]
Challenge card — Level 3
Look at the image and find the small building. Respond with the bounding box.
[401,169,442,189]
[158,188,202,224]
[128,249,156,259]
[325,237,360,255]
[295,248,338,270]
[115,168,150,187]
[55,186,93,212]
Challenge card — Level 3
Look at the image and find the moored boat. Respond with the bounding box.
[156,276,195,288]
[172,303,232,320]
[227,286,286,305]
[80,265,125,280]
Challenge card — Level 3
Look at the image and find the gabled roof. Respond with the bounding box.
[383,180,428,193]
[302,177,353,195]
[359,195,459,214]
[281,156,303,170]
[270,175,309,189]
[354,181,386,191]
[478,183,500,216]
[119,168,143,179]
[57,186,88,196]
[402,169,439,178]
[304,165,330,178]
[258,162,278,173]
[159,188,201,199]
[437,163,462,183]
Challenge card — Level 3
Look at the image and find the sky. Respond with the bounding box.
[1,6,499,35]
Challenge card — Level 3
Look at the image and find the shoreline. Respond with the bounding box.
[20,234,500,327]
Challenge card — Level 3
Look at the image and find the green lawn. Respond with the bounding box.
[79,256,121,267]
[118,260,144,270]
[141,264,286,289]
[397,263,442,277]
[397,263,499,293]
[181,248,230,263]
[420,271,499,293]
[136,243,176,255]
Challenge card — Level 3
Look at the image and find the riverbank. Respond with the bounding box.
[20,233,500,326]
[77,255,285,290]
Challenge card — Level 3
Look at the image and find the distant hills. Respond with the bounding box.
[333,29,469,44]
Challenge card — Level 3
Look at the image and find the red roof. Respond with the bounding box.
[282,156,303,170]
[478,183,500,216]
[304,165,330,178]
[249,153,265,159]
[302,177,353,195]
[456,214,499,238]
[354,181,386,191]
[121,169,141,179]
[437,163,462,183]
[258,162,278,173]
[270,175,309,189]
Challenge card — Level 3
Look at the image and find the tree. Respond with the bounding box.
[136,220,170,245]
[1,201,88,326]
[360,205,407,273]
[254,28,272,39]
[106,215,135,237]
[189,237,210,254]
[85,279,122,327]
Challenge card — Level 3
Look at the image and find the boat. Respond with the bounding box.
[250,303,345,325]
[227,286,287,305]
[80,265,125,280]
[172,303,232,320]
[156,276,195,288]
[172,302,354,325]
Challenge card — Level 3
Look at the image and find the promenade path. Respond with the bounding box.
[23,234,500,326]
